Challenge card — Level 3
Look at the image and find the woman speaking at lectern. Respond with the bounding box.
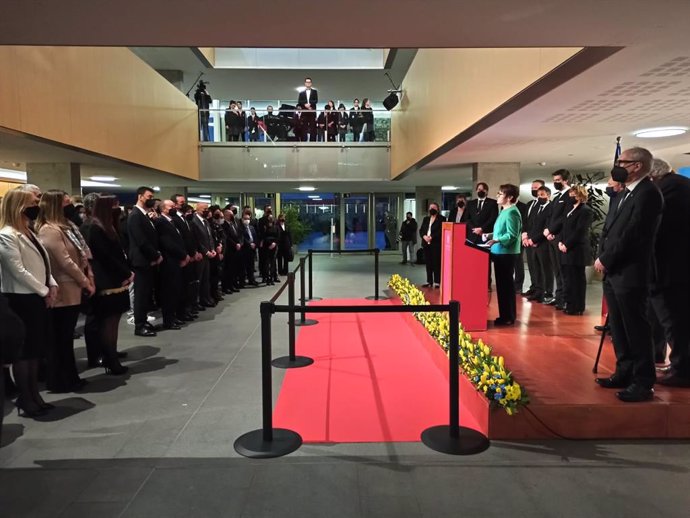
[483,184,521,326]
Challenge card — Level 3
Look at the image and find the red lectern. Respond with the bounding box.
[440,223,489,331]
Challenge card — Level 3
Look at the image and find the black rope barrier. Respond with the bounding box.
[271,272,314,369]
[233,299,490,459]
[296,256,318,327]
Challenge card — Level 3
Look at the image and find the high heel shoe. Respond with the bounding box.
[15,397,46,418]
[103,357,129,375]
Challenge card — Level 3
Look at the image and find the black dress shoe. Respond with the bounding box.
[594,324,610,332]
[544,298,557,306]
[135,327,157,337]
[564,309,583,315]
[179,314,195,322]
[421,283,431,288]
[117,351,128,359]
[493,318,515,326]
[273,278,281,283]
[595,375,629,389]
[527,294,542,301]
[521,290,534,297]
[616,384,654,402]
[163,323,182,330]
[657,373,690,387]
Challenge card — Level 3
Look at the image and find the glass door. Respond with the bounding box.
[281,192,340,252]
[374,194,402,252]
[342,194,369,249]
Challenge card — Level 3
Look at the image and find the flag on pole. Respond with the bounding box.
[613,136,621,164]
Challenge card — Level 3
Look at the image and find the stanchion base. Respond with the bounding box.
[308,296,323,301]
[421,425,490,455]
[365,295,390,301]
[272,355,314,369]
[295,319,319,327]
[234,428,303,459]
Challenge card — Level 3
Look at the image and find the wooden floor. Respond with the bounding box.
[417,286,690,439]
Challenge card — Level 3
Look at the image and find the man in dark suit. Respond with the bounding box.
[190,202,217,307]
[127,186,163,337]
[648,159,690,386]
[256,204,274,283]
[297,77,318,141]
[466,183,499,244]
[276,213,293,276]
[543,169,575,308]
[240,212,259,286]
[155,200,189,330]
[594,147,664,402]
[521,179,545,298]
[419,202,446,288]
[447,194,469,225]
[221,208,243,292]
[171,195,202,318]
[350,98,364,142]
[514,198,528,293]
[526,186,554,303]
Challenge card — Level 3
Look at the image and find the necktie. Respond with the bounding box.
[478,200,483,212]
[617,188,631,212]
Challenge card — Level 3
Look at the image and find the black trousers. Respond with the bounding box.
[209,257,221,298]
[47,305,81,391]
[242,246,256,283]
[492,253,518,322]
[513,247,525,291]
[603,279,656,388]
[534,244,554,298]
[133,267,155,328]
[265,248,278,281]
[525,246,537,293]
[221,251,236,290]
[197,257,212,304]
[650,283,690,377]
[303,112,317,141]
[548,240,566,304]
[277,249,290,275]
[423,245,441,284]
[179,263,196,314]
[258,248,268,279]
[562,264,586,312]
[160,261,182,325]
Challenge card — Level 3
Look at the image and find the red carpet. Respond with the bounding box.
[273,299,450,443]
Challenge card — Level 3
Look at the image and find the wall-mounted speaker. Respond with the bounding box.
[383,93,399,111]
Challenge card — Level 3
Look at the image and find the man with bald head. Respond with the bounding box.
[648,158,690,386]
[190,202,217,307]
[594,147,664,402]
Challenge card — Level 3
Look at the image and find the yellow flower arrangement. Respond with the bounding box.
[388,274,529,415]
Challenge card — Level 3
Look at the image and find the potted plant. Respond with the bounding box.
[281,205,312,257]
[574,171,607,283]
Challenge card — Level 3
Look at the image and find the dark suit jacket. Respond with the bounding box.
[516,201,528,233]
[547,188,575,237]
[127,208,161,269]
[559,204,592,266]
[418,215,446,249]
[297,88,318,110]
[522,199,539,235]
[241,223,259,250]
[598,176,663,288]
[277,224,292,252]
[155,216,187,265]
[85,223,131,291]
[527,202,553,246]
[191,215,214,255]
[171,212,198,257]
[223,219,243,252]
[466,198,499,234]
[653,173,690,287]
[447,206,469,225]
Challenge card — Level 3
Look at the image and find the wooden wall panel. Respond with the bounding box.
[0,46,199,179]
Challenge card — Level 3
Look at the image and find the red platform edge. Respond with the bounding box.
[390,292,690,440]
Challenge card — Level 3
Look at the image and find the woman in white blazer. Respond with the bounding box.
[37,190,95,393]
[0,189,58,418]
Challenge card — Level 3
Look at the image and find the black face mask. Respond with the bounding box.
[531,189,539,198]
[553,181,564,191]
[23,206,40,220]
[476,191,487,199]
[429,208,438,216]
[605,186,617,198]
[63,204,76,219]
[457,201,465,209]
[185,214,194,221]
[168,208,177,217]
[202,210,210,218]
[537,198,547,205]
[144,199,156,209]
[112,208,121,219]
[611,166,629,183]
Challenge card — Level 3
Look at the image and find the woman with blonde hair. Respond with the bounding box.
[558,185,593,315]
[0,188,58,417]
[36,190,95,392]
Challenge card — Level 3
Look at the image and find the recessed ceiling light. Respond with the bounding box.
[0,168,27,181]
[633,127,687,138]
[199,194,211,198]
[82,180,121,188]
[153,186,160,192]
[297,186,316,192]
[90,176,117,182]
[441,185,457,191]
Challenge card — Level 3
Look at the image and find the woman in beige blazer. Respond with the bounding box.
[0,189,58,417]
[37,190,95,393]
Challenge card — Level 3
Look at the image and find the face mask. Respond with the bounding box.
[476,191,487,199]
[605,186,617,198]
[78,213,86,222]
[553,181,563,191]
[611,166,629,183]
[429,208,438,216]
[243,219,250,226]
[63,204,76,218]
[185,214,194,221]
[144,198,156,209]
[457,201,465,209]
[202,210,210,218]
[168,208,177,217]
[406,216,411,220]
[112,208,121,219]
[23,206,40,220]
[531,189,539,198]
[538,198,547,205]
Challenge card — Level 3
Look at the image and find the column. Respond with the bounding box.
[414,186,441,223]
[26,163,81,197]
[471,162,521,196]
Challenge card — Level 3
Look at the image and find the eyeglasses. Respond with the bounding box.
[616,160,639,166]
[496,192,505,197]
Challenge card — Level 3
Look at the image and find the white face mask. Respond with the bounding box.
[242,219,250,226]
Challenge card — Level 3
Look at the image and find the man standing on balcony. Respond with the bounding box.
[194,80,212,142]
[297,77,318,142]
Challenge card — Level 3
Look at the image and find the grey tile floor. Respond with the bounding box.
[1,255,689,517]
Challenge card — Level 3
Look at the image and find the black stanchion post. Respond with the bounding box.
[307,249,322,301]
[234,302,303,458]
[421,300,490,455]
[272,273,314,369]
[366,248,388,301]
[295,257,318,327]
